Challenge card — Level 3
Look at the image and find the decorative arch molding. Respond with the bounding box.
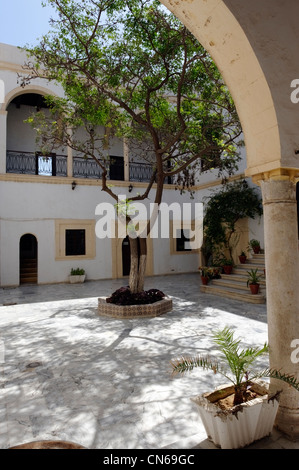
[4,84,58,111]
[160,0,299,179]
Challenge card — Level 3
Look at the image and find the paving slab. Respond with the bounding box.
[0,274,297,450]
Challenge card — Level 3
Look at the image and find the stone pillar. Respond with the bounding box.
[0,111,7,174]
[260,177,299,439]
[66,127,73,177]
[123,137,129,182]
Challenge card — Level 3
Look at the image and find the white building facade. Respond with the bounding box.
[0,43,264,288]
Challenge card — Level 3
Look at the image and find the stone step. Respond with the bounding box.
[20,277,38,284]
[248,257,265,264]
[234,266,265,275]
[221,273,266,285]
[200,253,266,304]
[211,278,266,292]
[20,258,37,284]
[200,284,266,304]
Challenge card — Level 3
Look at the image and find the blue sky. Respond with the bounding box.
[0,0,55,47]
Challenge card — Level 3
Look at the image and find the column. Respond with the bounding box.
[123,137,129,182]
[0,111,7,174]
[260,176,299,439]
[66,127,73,177]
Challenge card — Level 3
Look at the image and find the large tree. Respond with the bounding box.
[20,0,243,293]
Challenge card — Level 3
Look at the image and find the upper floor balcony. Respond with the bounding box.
[6,150,163,183]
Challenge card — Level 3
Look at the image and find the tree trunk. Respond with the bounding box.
[128,163,164,293]
[128,236,147,293]
[129,237,140,293]
[137,237,147,292]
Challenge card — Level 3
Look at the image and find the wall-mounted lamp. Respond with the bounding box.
[72,181,77,190]
[128,184,133,193]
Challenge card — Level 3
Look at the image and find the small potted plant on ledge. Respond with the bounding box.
[238,250,247,264]
[69,267,86,284]
[171,326,299,449]
[249,238,261,254]
[247,268,262,294]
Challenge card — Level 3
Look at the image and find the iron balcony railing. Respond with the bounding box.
[6,151,67,176]
[6,150,172,183]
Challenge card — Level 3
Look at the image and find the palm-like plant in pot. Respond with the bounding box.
[171,327,299,449]
[247,268,263,294]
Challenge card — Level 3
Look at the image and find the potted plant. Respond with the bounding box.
[238,250,247,264]
[69,267,86,283]
[220,257,234,275]
[247,268,262,294]
[171,326,299,449]
[198,267,212,285]
[249,239,261,254]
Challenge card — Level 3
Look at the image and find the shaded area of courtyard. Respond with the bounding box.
[0,274,297,449]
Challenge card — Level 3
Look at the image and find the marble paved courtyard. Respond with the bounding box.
[0,273,298,450]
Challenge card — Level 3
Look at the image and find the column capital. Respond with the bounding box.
[260,177,297,205]
[252,167,299,186]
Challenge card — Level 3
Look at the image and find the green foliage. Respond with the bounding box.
[246,268,263,286]
[22,0,244,292]
[22,0,242,194]
[171,326,299,406]
[249,239,260,248]
[203,180,263,261]
[70,268,85,275]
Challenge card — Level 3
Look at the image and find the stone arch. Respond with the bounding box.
[4,84,57,111]
[160,0,299,179]
[160,0,299,440]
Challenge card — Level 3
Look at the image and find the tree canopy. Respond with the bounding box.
[20,0,244,292]
[22,0,242,199]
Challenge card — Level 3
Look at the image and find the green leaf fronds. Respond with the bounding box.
[253,368,299,392]
[171,356,220,377]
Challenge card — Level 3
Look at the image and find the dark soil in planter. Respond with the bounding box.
[106,286,166,306]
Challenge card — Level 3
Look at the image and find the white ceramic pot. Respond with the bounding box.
[191,380,279,449]
[69,274,86,284]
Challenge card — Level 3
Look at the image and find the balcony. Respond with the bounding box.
[6,150,159,183]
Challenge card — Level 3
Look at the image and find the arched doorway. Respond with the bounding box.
[19,234,38,284]
[122,236,131,276]
[122,236,142,276]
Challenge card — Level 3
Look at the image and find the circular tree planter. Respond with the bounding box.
[98,296,172,319]
[10,440,86,449]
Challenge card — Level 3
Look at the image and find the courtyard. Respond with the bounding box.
[0,273,297,450]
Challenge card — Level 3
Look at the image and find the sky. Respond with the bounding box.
[0,0,55,47]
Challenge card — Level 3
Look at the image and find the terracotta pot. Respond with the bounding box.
[201,276,209,285]
[239,255,247,264]
[253,246,260,254]
[223,265,233,275]
[249,283,260,294]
